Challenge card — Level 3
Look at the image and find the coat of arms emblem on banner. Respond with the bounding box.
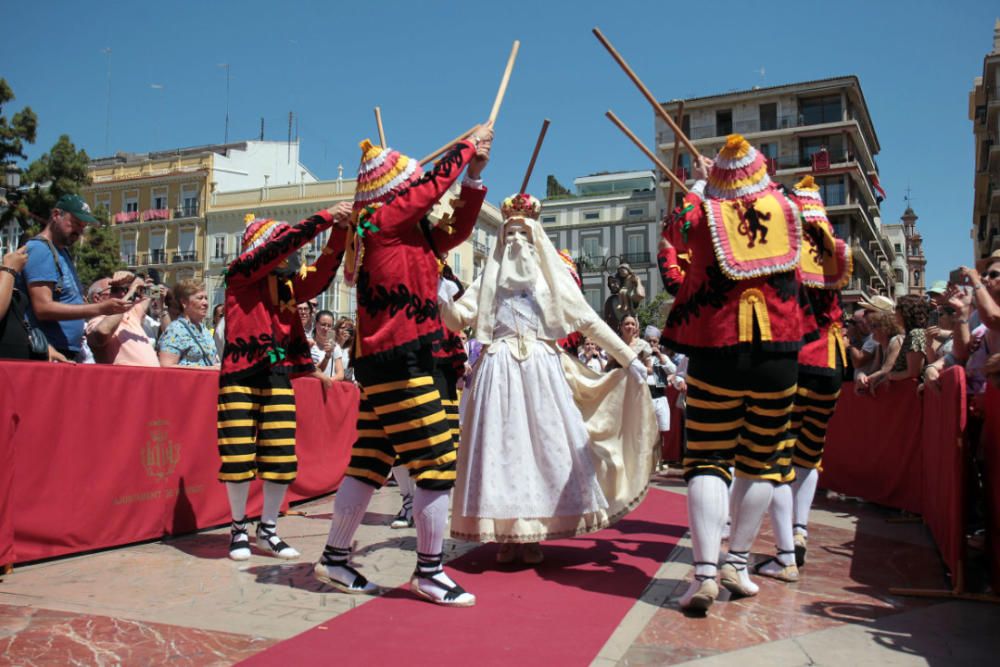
[142,420,180,480]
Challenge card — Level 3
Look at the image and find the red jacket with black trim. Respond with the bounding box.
[798,288,845,374]
[221,209,344,381]
[657,187,816,356]
[354,140,485,368]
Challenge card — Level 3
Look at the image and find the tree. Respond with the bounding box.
[75,206,124,287]
[635,290,673,332]
[22,134,91,220]
[546,174,572,199]
[0,78,38,166]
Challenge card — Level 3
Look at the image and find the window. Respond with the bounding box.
[681,114,691,137]
[583,211,600,221]
[716,109,732,136]
[124,193,139,213]
[0,219,20,256]
[759,103,777,131]
[178,229,196,262]
[120,236,136,265]
[581,236,601,259]
[759,143,777,160]
[625,231,646,262]
[180,185,199,217]
[452,251,461,276]
[816,176,846,206]
[213,235,227,259]
[150,230,166,264]
[151,188,168,210]
[799,95,842,125]
[894,269,904,282]
[540,215,556,223]
[584,287,602,313]
[95,193,111,216]
[627,207,645,217]
[893,243,902,253]
[799,134,845,165]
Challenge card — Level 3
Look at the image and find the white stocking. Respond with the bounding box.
[261,481,287,525]
[225,481,250,521]
[326,477,375,549]
[392,465,414,497]
[791,466,818,536]
[413,487,450,561]
[725,476,773,594]
[686,475,728,579]
[768,482,795,565]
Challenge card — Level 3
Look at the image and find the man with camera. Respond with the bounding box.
[84,271,159,366]
[20,195,131,359]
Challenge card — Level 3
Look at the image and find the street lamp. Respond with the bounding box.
[3,164,19,189]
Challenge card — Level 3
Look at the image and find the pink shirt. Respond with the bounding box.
[86,301,159,367]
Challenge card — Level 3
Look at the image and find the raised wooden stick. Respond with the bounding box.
[592,27,701,160]
[419,125,479,166]
[605,110,688,193]
[374,106,387,148]
[489,40,520,123]
[666,100,686,207]
[520,119,550,194]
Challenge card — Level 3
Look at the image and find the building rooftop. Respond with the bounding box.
[90,140,299,167]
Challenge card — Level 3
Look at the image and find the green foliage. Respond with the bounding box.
[635,290,673,332]
[545,174,573,199]
[0,78,38,165]
[22,134,91,220]
[74,213,124,288]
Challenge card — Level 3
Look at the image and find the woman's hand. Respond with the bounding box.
[2,247,28,273]
[327,201,353,228]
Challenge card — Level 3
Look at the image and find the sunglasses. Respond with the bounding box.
[985,270,1000,280]
[940,307,957,316]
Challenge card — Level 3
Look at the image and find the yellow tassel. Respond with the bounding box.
[794,175,818,191]
[720,134,750,160]
[244,213,256,225]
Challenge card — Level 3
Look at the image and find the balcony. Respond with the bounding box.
[620,251,652,267]
[211,253,235,265]
[174,205,200,219]
[121,254,137,266]
[113,211,140,224]
[574,255,606,273]
[472,239,489,256]
[172,251,198,263]
[142,208,171,222]
[140,250,167,266]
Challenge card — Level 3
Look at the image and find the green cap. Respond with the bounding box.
[54,194,99,225]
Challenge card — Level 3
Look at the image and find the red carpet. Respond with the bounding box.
[242,489,687,667]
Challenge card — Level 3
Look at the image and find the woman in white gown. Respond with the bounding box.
[440,193,658,564]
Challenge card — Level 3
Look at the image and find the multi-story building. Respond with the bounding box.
[83,140,315,287]
[540,171,660,313]
[970,19,1000,259]
[655,76,893,303]
[881,206,927,297]
[206,175,502,316]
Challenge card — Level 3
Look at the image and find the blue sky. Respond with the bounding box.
[3,0,997,281]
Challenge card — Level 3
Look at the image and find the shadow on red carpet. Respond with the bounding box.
[240,489,688,667]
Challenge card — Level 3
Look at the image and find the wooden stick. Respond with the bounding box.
[605,110,688,193]
[666,100,686,207]
[489,40,520,123]
[419,125,479,166]
[592,27,701,160]
[520,119,550,194]
[374,106,386,148]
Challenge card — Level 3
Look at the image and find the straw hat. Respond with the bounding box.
[858,294,895,314]
[353,139,423,212]
[976,249,1000,273]
[706,134,772,200]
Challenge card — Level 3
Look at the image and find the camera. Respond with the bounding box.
[948,268,963,285]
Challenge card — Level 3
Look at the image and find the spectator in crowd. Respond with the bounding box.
[311,309,344,381]
[211,303,225,332]
[1,247,72,362]
[885,295,932,383]
[297,299,317,346]
[158,279,219,369]
[926,280,950,308]
[85,272,159,366]
[578,337,605,372]
[845,309,877,375]
[20,195,131,359]
[644,325,677,451]
[854,308,902,395]
[619,315,652,373]
[334,316,355,380]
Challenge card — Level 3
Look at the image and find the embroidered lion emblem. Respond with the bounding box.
[734,201,771,248]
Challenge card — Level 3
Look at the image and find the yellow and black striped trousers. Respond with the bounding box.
[348,355,458,491]
[789,372,841,470]
[217,372,297,484]
[436,365,462,444]
[683,353,798,484]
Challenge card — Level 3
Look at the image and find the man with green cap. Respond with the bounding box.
[19,195,131,359]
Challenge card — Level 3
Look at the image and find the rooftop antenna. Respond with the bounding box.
[259,117,264,141]
[102,48,112,154]
[287,111,293,163]
[218,63,230,144]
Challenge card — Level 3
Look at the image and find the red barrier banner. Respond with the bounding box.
[0,368,16,567]
[0,361,357,564]
[661,386,684,463]
[821,379,923,515]
[982,383,1000,593]
[920,366,966,576]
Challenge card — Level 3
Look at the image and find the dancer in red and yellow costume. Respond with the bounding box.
[756,175,851,581]
[218,202,352,561]
[658,135,816,612]
[314,123,493,607]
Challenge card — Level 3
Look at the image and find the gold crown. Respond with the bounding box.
[500,192,542,221]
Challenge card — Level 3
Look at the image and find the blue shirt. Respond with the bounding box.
[19,238,86,353]
[158,317,219,366]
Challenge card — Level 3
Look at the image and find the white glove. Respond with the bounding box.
[437,278,459,304]
[628,357,648,384]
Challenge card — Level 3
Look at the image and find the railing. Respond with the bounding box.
[172,251,198,263]
[142,250,167,265]
[174,205,200,218]
[574,255,605,272]
[113,211,140,224]
[121,254,137,266]
[660,113,849,143]
[472,240,489,255]
[142,208,170,222]
[211,253,234,264]
[620,252,651,266]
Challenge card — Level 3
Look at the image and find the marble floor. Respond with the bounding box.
[1,476,998,666]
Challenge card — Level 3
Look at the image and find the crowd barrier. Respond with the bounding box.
[982,384,1000,593]
[0,361,358,565]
